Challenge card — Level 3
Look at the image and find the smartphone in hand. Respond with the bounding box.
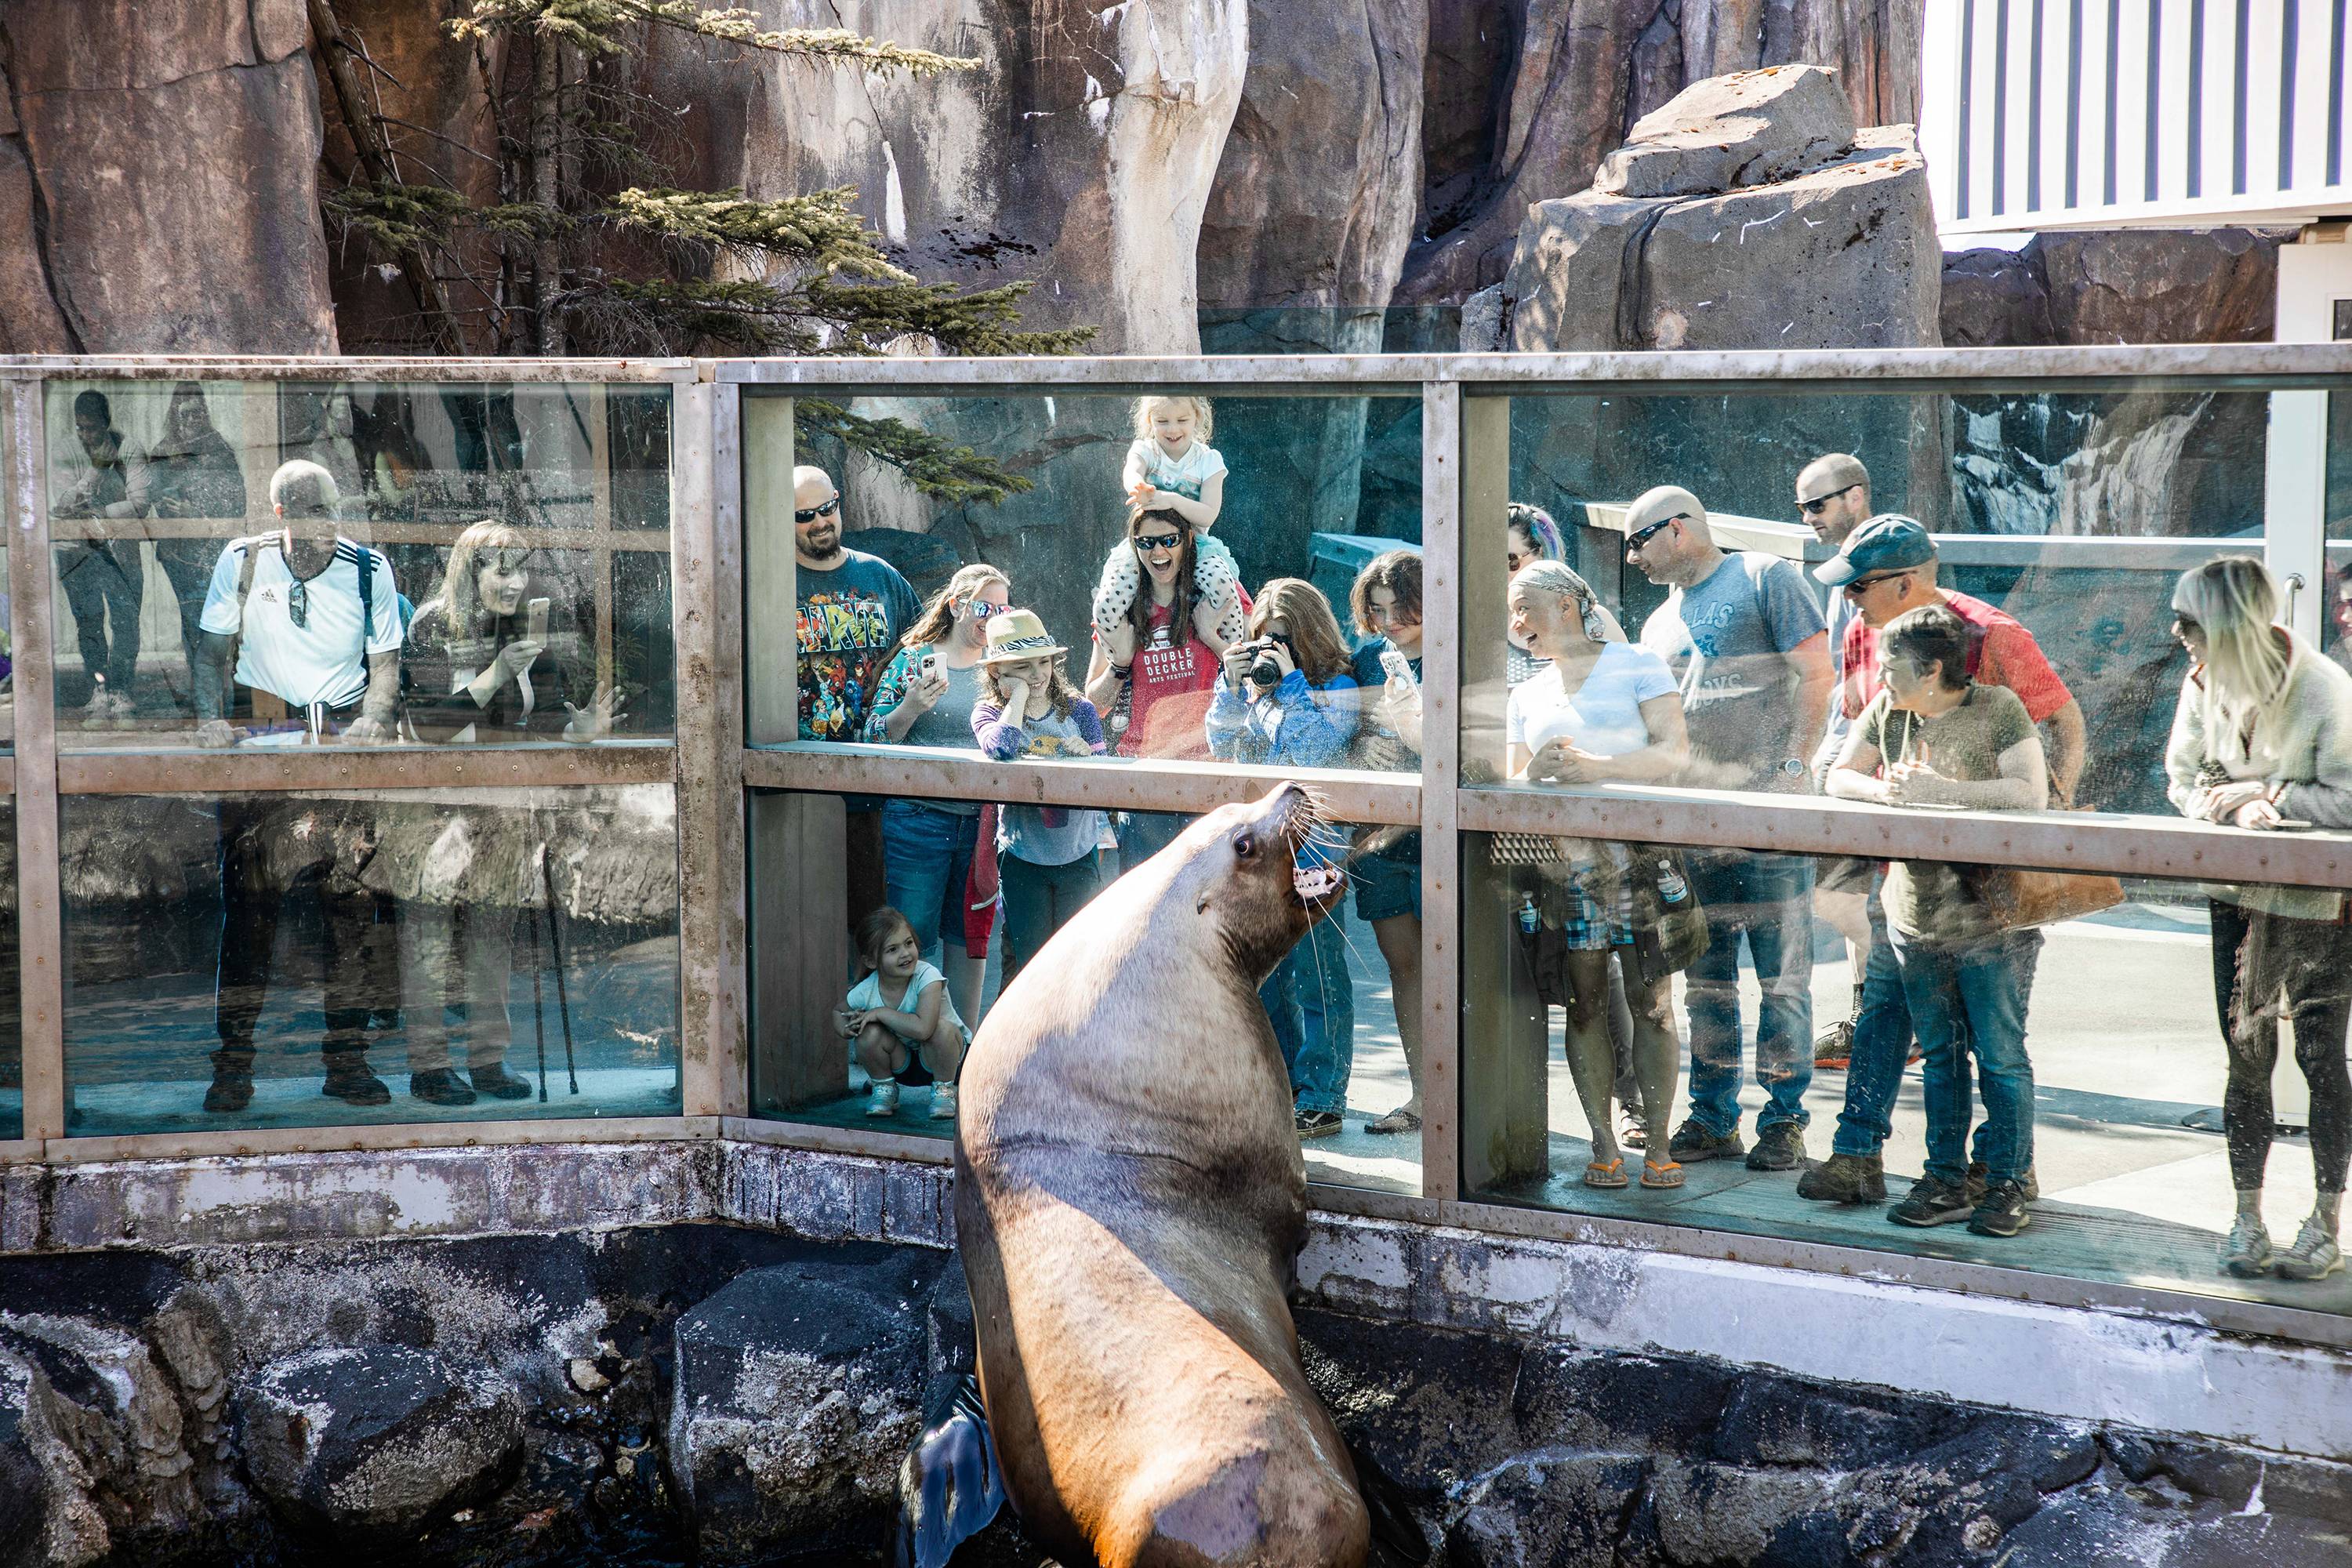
[1377,646,1417,687]
[526,597,550,641]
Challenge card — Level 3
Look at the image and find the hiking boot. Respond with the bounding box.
[2218,1214,2274,1278]
[929,1083,959,1121]
[408,1068,477,1107]
[1796,1152,1886,1204]
[1668,1120,1744,1163]
[320,1058,391,1107]
[1812,1018,1855,1069]
[866,1080,901,1118]
[202,1068,254,1113]
[1888,1173,1976,1228]
[1966,1161,2040,1204]
[1967,1178,2032,1238]
[470,1064,535,1100]
[2273,1219,2345,1282]
[1746,1123,1808,1172]
[1294,1109,1343,1140]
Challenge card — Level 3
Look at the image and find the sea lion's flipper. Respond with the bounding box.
[895,1374,1007,1568]
[1348,1437,1433,1566]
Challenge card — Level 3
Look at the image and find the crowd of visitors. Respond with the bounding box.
[65,379,2343,1287]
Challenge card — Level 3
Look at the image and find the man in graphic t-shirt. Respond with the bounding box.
[194,461,405,1116]
[1627,485,1832,1177]
[793,464,919,741]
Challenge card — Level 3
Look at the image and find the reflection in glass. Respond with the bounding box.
[60,789,681,1135]
[0,808,17,1138]
[1463,833,2352,1312]
[773,389,1421,771]
[43,379,673,745]
[750,790,1418,1192]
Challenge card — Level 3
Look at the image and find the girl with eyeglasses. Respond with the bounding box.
[864,563,1014,1028]
[2165,557,2352,1282]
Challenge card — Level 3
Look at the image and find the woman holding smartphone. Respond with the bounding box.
[866,563,1013,1028]
[385,520,621,1107]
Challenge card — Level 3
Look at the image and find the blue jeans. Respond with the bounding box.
[1831,890,1916,1159]
[1683,852,1815,1135]
[1260,921,1355,1116]
[1889,924,2043,1187]
[880,800,982,968]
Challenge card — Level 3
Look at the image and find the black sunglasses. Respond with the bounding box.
[2173,612,2202,637]
[1842,571,1909,596]
[1134,531,1183,552]
[1626,514,1686,551]
[288,577,307,630]
[1799,483,1861,517]
[794,496,841,524]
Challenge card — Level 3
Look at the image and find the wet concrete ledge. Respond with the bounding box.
[3,1138,2349,1461]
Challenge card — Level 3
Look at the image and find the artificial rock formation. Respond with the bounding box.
[0,0,336,353]
[1401,0,1926,305]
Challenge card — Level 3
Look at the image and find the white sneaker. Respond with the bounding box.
[2274,1218,2344,1281]
[929,1083,958,1120]
[2218,1213,2272,1278]
[866,1080,900,1118]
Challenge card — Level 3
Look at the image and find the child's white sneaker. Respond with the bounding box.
[929,1082,959,1120]
[866,1080,900,1117]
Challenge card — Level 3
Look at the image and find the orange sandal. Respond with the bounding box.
[1641,1158,1686,1189]
[1583,1157,1628,1189]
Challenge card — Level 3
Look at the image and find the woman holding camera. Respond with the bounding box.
[2165,557,2352,1282]
[866,563,1012,1028]
[387,521,619,1108]
[1206,579,1362,1138]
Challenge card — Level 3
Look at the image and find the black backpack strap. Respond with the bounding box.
[223,532,281,699]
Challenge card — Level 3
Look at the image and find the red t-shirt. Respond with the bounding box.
[1839,588,2074,724]
[1117,601,1222,760]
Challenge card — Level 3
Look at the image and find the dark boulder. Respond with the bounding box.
[666,1249,942,1564]
[234,1345,524,1541]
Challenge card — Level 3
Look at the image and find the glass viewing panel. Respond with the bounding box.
[1463,831,2352,1315]
[770,387,1425,779]
[750,789,1421,1196]
[1469,387,2342,818]
[42,379,673,749]
[0,807,18,1140]
[60,787,681,1136]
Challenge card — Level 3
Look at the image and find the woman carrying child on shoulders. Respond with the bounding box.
[1092,394,1246,650]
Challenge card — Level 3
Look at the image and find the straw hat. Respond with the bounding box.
[978,608,1068,664]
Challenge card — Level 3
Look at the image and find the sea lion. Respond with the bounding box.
[953,782,1376,1568]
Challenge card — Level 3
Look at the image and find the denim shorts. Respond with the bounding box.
[1352,830,1422,924]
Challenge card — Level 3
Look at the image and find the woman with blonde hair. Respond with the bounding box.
[386,520,619,1108]
[866,562,1013,1025]
[1506,559,1692,1188]
[2165,556,2352,1282]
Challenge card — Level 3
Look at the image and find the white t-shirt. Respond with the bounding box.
[1129,437,1227,502]
[1507,641,1679,760]
[199,535,402,710]
[846,961,966,1049]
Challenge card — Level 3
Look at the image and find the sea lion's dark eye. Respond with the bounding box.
[1233,833,1255,858]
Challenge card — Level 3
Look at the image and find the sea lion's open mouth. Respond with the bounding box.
[1291,861,1345,902]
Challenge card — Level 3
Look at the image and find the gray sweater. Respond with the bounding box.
[2164,633,2352,917]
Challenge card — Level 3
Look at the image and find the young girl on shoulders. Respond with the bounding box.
[837,906,967,1121]
[1094,395,1246,649]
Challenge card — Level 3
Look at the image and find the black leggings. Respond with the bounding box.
[2210,898,2352,1194]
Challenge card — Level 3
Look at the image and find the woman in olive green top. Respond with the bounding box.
[1829,605,2049,1241]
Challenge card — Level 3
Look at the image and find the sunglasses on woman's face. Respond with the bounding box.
[1134,531,1182,553]
[794,496,841,524]
[964,599,1007,619]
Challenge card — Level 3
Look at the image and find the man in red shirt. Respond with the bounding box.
[1798,514,2089,1210]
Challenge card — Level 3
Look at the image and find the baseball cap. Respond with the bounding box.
[1813,514,1935,586]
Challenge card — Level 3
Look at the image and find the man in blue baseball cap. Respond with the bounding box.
[1797,514,2088,1213]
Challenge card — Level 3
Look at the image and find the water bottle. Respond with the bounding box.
[1518,895,1541,935]
[1655,857,1690,906]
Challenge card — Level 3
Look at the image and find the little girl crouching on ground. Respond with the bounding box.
[1094,394,1246,647]
[837,906,967,1120]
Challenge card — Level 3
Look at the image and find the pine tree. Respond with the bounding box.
[312,0,1091,505]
